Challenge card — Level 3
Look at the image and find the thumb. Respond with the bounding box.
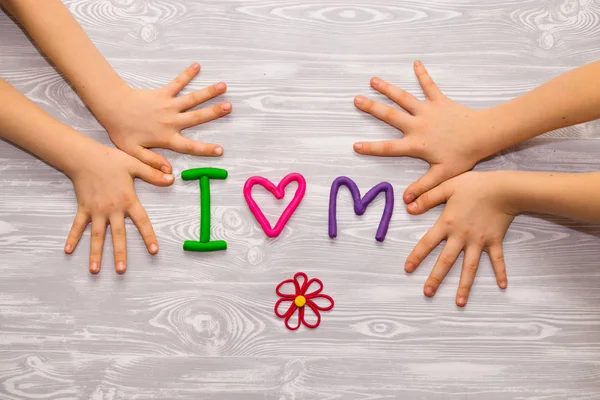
[133,160,175,187]
[404,164,452,204]
[406,181,451,215]
[353,138,414,157]
[130,146,172,174]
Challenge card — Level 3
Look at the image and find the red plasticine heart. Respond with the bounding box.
[243,173,307,237]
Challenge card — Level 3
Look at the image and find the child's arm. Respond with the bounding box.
[1,0,231,173]
[0,78,174,274]
[354,60,600,204]
[404,170,600,307]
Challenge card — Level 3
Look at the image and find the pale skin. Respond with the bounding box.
[2,0,231,174]
[354,60,600,306]
[0,78,173,274]
[1,0,231,273]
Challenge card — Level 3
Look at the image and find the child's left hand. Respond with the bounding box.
[404,171,516,307]
[97,63,231,174]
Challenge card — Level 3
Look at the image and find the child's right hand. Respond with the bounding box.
[64,144,174,274]
[353,61,493,205]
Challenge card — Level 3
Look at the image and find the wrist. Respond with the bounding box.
[86,79,131,128]
[470,107,508,160]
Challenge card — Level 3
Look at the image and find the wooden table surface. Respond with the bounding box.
[1,0,600,398]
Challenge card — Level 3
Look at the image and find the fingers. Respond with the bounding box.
[176,102,232,129]
[89,217,107,274]
[370,77,421,114]
[488,243,508,289]
[354,95,413,131]
[404,164,453,205]
[456,245,483,307]
[128,202,158,255]
[65,210,89,254]
[168,134,223,157]
[407,173,451,214]
[131,146,172,174]
[133,161,175,187]
[424,238,463,297]
[414,60,444,101]
[174,82,227,112]
[405,225,445,273]
[109,213,127,274]
[164,62,201,96]
[353,138,414,157]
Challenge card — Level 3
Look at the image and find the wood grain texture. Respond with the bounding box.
[1,0,600,398]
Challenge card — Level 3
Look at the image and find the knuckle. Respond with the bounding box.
[91,228,104,239]
[185,141,196,153]
[438,254,454,267]
[381,141,394,153]
[443,216,458,230]
[136,213,151,228]
[491,252,505,264]
[464,262,478,274]
[112,226,126,238]
[382,108,395,121]
[208,85,218,97]
[427,275,442,287]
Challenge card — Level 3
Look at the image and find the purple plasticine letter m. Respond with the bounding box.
[328,176,395,242]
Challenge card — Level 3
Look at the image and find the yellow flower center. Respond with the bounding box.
[294,295,306,307]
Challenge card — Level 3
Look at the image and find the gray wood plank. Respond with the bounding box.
[1,0,600,398]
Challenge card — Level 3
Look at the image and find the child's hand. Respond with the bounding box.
[64,144,175,274]
[99,63,231,174]
[404,171,515,307]
[354,61,491,204]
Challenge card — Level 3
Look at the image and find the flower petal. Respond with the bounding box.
[302,303,321,329]
[307,294,334,311]
[276,279,297,298]
[293,272,309,294]
[274,298,294,318]
[284,305,301,330]
[304,278,323,298]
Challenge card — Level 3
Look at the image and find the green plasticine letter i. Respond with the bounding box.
[181,167,228,252]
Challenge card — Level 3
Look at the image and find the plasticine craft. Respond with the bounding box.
[243,173,306,238]
[274,272,334,330]
[329,176,394,242]
[182,167,228,252]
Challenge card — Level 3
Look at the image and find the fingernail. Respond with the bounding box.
[163,174,174,182]
[408,202,418,211]
[117,261,126,274]
[415,60,423,67]
[222,103,232,112]
[64,243,72,253]
[354,143,363,151]
[457,297,467,306]
[90,261,99,274]
[214,147,223,156]
[499,280,507,289]
[355,96,364,105]
[371,77,381,87]
[149,243,158,254]
[191,62,200,70]
[216,82,226,91]
[405,262,414,272]
[424,286,436,297]
[160,165,170,174]
[405,193,416,203]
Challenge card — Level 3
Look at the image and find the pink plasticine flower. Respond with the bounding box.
[274,272,334,330]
